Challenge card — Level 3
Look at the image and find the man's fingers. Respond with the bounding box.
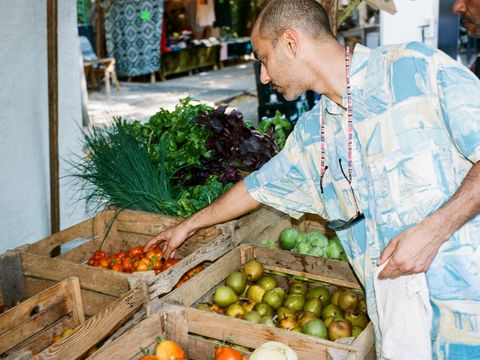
[143,235,165,252]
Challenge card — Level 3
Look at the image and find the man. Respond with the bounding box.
[146,0,480,358]
[453,0,480,77]
[453,0,480,37]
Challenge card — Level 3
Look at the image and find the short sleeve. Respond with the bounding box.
[244,113,325,219]
[436,51,480,163]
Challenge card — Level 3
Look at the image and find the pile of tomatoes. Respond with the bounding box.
[86,245,203,288]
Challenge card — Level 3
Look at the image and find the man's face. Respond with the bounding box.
[252,32,305,101]
[453,0,480,37]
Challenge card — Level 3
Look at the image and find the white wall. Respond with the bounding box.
[380,0,439,48]
[0,0,87,253]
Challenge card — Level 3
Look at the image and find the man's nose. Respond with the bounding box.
[452,0,466,14]
[260,64,271,84]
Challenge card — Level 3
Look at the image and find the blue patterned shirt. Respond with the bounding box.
[245,42,480,359]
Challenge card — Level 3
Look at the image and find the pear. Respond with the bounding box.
[338,290,359,311]
[243,260,264,281]
[328,319,352,341]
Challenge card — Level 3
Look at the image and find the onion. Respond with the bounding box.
[249,341,298,360]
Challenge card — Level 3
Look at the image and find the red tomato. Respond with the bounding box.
[116,250,127,259]
[128,246,144,258]
[87,258,96,266]
[135,257,152,272]
[155,339,186,360]
[215,346,243,360]
[93,250,106,259]
[98,258,110,269]
[122,258,135,272]
[186,264,203,278]
[111,263,124,272]
[164,258,180,270]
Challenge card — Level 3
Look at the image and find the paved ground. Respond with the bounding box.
[86,61,260,126]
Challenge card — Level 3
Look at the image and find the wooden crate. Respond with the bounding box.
[6,209,235,318]
[148,245,374,360]
[0,276,85,356]
[1,274,146,359]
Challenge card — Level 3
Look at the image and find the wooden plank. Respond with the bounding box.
[87,313,159,360]
[36,287,146,360]
[0,299,71,354]
[0,251,26,308]
[146,232,236,299]
[66,277,85,325]
[233,206,290,246]
[23,278,115,318]
[20,252,129,298]
[6,315,76,357]
[0,278,72,334]
[254,247,361,289]
[55,236,100,263]
[23,218,94,256]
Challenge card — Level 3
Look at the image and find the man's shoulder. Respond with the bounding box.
[372,42,439,60]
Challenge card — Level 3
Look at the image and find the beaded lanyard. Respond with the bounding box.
[320,46,353,186]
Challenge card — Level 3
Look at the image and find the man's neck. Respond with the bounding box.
[306,41,347,107]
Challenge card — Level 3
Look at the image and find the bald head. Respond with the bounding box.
[254,0,334,43]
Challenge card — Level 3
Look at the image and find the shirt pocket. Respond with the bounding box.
[367,142,452,230]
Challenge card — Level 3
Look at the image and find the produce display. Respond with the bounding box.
[261,227,348,261]
[86,246,203,288]
[70,98,292,218]
[196,259,369,342]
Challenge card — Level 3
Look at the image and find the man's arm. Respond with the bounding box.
[144,180,261,258]
[378,161,480,279]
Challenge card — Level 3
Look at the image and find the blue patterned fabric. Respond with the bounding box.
[245,42,480,359]
[102,0,163,77]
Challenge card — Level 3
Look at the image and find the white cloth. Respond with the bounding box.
[196,0,215,27]
[374,262,433,360]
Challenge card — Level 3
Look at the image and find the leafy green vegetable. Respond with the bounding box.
[68,118,180,215]
[257,111,293,149]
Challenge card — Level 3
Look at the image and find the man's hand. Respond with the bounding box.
[378,162,480,279]
[143,223,191,259]
[377,217,446,279]
[143,181,261,259]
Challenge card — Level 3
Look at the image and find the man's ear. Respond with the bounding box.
[280,28,300,57]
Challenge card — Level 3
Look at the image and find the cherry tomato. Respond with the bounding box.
[164,258,180,270]
[128,246,144,259]
[135,257,152,272]
[111,263,124,272]
[186,264,203,278]
[98,258,110,269]
[93,250,106,259]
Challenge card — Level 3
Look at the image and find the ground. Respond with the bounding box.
[86,62,259,126]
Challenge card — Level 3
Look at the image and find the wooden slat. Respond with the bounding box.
[0,299,71,355]
[20,252,129,298]
[253,247,361,289]
[0,278,73,334]
[55,236,100,263]
[87,313,159,360]
[6,315,75,357]
[233,206,290,245]
[146,232,236,299]
[36,287,146,360]
[23,218,94,256]
[23,278,116,318]
[66,277,85,325]
[0,251,26,307]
